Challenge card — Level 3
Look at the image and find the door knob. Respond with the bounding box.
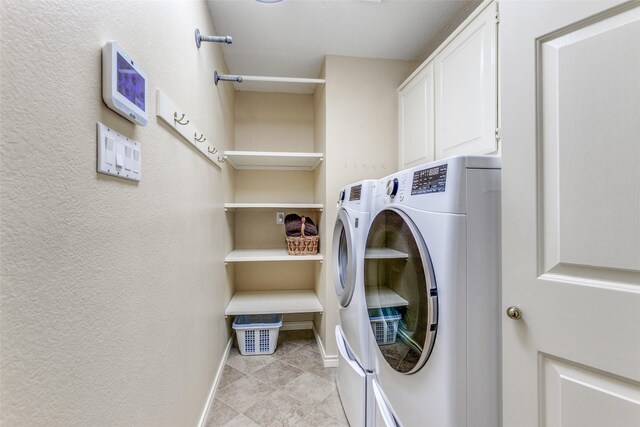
[506,306,522,320]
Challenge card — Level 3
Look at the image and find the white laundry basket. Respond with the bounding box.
[232,314,283,355]
[368,308,402,345]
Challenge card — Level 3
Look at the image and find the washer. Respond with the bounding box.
[333,179,377,427]
[364,156,502,427]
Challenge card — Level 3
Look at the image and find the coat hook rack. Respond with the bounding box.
[174,112,189,125]
[213,70,325,86]
[157,90,222,169]
[195,29,232,48]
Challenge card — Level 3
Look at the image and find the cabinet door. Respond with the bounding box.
[434,2,497,159]
[398,62,434,170]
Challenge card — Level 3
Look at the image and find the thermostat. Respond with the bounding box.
[102,41,148,126]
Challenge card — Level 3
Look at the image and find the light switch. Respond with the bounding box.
[105,137,115,166]
[97,123,141,182]
[132,149,140,173]
[124,145,132,171]
[115,141,125,169]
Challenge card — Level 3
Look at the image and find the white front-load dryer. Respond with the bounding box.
[333,179,377,427]
[364,156,502,427]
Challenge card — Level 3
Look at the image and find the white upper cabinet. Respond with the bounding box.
[398,62,435,169]
[434,2,498,159]
[398,1,498,168]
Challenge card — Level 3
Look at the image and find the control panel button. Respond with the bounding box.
[386,178,399,198]
[411,164,448,195]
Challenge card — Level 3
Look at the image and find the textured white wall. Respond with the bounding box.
[316,56,416,357]
[0,1,234,425]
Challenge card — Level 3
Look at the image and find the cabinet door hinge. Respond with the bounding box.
[496,10,500,23]
[495,127,502,141]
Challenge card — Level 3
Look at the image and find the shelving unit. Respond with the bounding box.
[224,94,325,321]
[365,286,409,309]
[224,203,323,211]
[225,290,323,316]
[365,248,410,260]
[225,248,323,264]
[224,151,323,171]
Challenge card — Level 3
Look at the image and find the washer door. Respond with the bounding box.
[364,208,438,374]
[333,208,357,307]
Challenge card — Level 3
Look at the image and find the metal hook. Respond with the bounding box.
[195,29,232,49]
[218,155,226,163]
[208,146,217,154]
[174,112,189,125]
[194,133,206,143]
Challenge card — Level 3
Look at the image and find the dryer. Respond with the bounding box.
[363,156,501,427]
[333,179,377,427]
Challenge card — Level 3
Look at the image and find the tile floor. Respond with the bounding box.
[206,329,349,427]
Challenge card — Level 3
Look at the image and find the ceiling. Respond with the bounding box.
[206,0,480,94]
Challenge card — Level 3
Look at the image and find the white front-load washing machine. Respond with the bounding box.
[363,155,502,427]
[333,179,377,427]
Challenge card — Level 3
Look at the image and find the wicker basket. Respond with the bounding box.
[286,216,319,255]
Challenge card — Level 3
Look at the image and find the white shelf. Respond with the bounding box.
[224,203,323,211]
[365,286,409,309]
[224,151,323,171]
[225,290,324,316]
[225,248,323,263]
[365,248,409,260]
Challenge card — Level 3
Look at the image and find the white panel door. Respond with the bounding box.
[434,2,497,159]
[398,63,434,170]
[501,1,640,426]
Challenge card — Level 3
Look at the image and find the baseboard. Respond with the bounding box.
[198,336,233,427]
[313,325,339,368]
[281,320,314,331]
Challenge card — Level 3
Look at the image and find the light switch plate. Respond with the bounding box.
[97,122,141,181]
[276,211,285,224]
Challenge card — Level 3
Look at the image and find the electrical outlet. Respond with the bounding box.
[276,211,285,224]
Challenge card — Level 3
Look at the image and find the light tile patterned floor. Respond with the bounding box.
[206,330,349,427]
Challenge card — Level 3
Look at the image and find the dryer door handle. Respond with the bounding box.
[372,379,402,427]
[335,326,362,373]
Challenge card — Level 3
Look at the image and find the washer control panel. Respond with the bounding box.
[411,164,447,195]
[349,184,362,201]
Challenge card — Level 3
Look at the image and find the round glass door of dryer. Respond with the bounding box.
[364,208,438,374]
[333,208,357,307]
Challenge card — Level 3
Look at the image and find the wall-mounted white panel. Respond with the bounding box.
[96,123,141,182]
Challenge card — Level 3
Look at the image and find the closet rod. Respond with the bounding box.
[195,29,232,48]
[214,71,325,86]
